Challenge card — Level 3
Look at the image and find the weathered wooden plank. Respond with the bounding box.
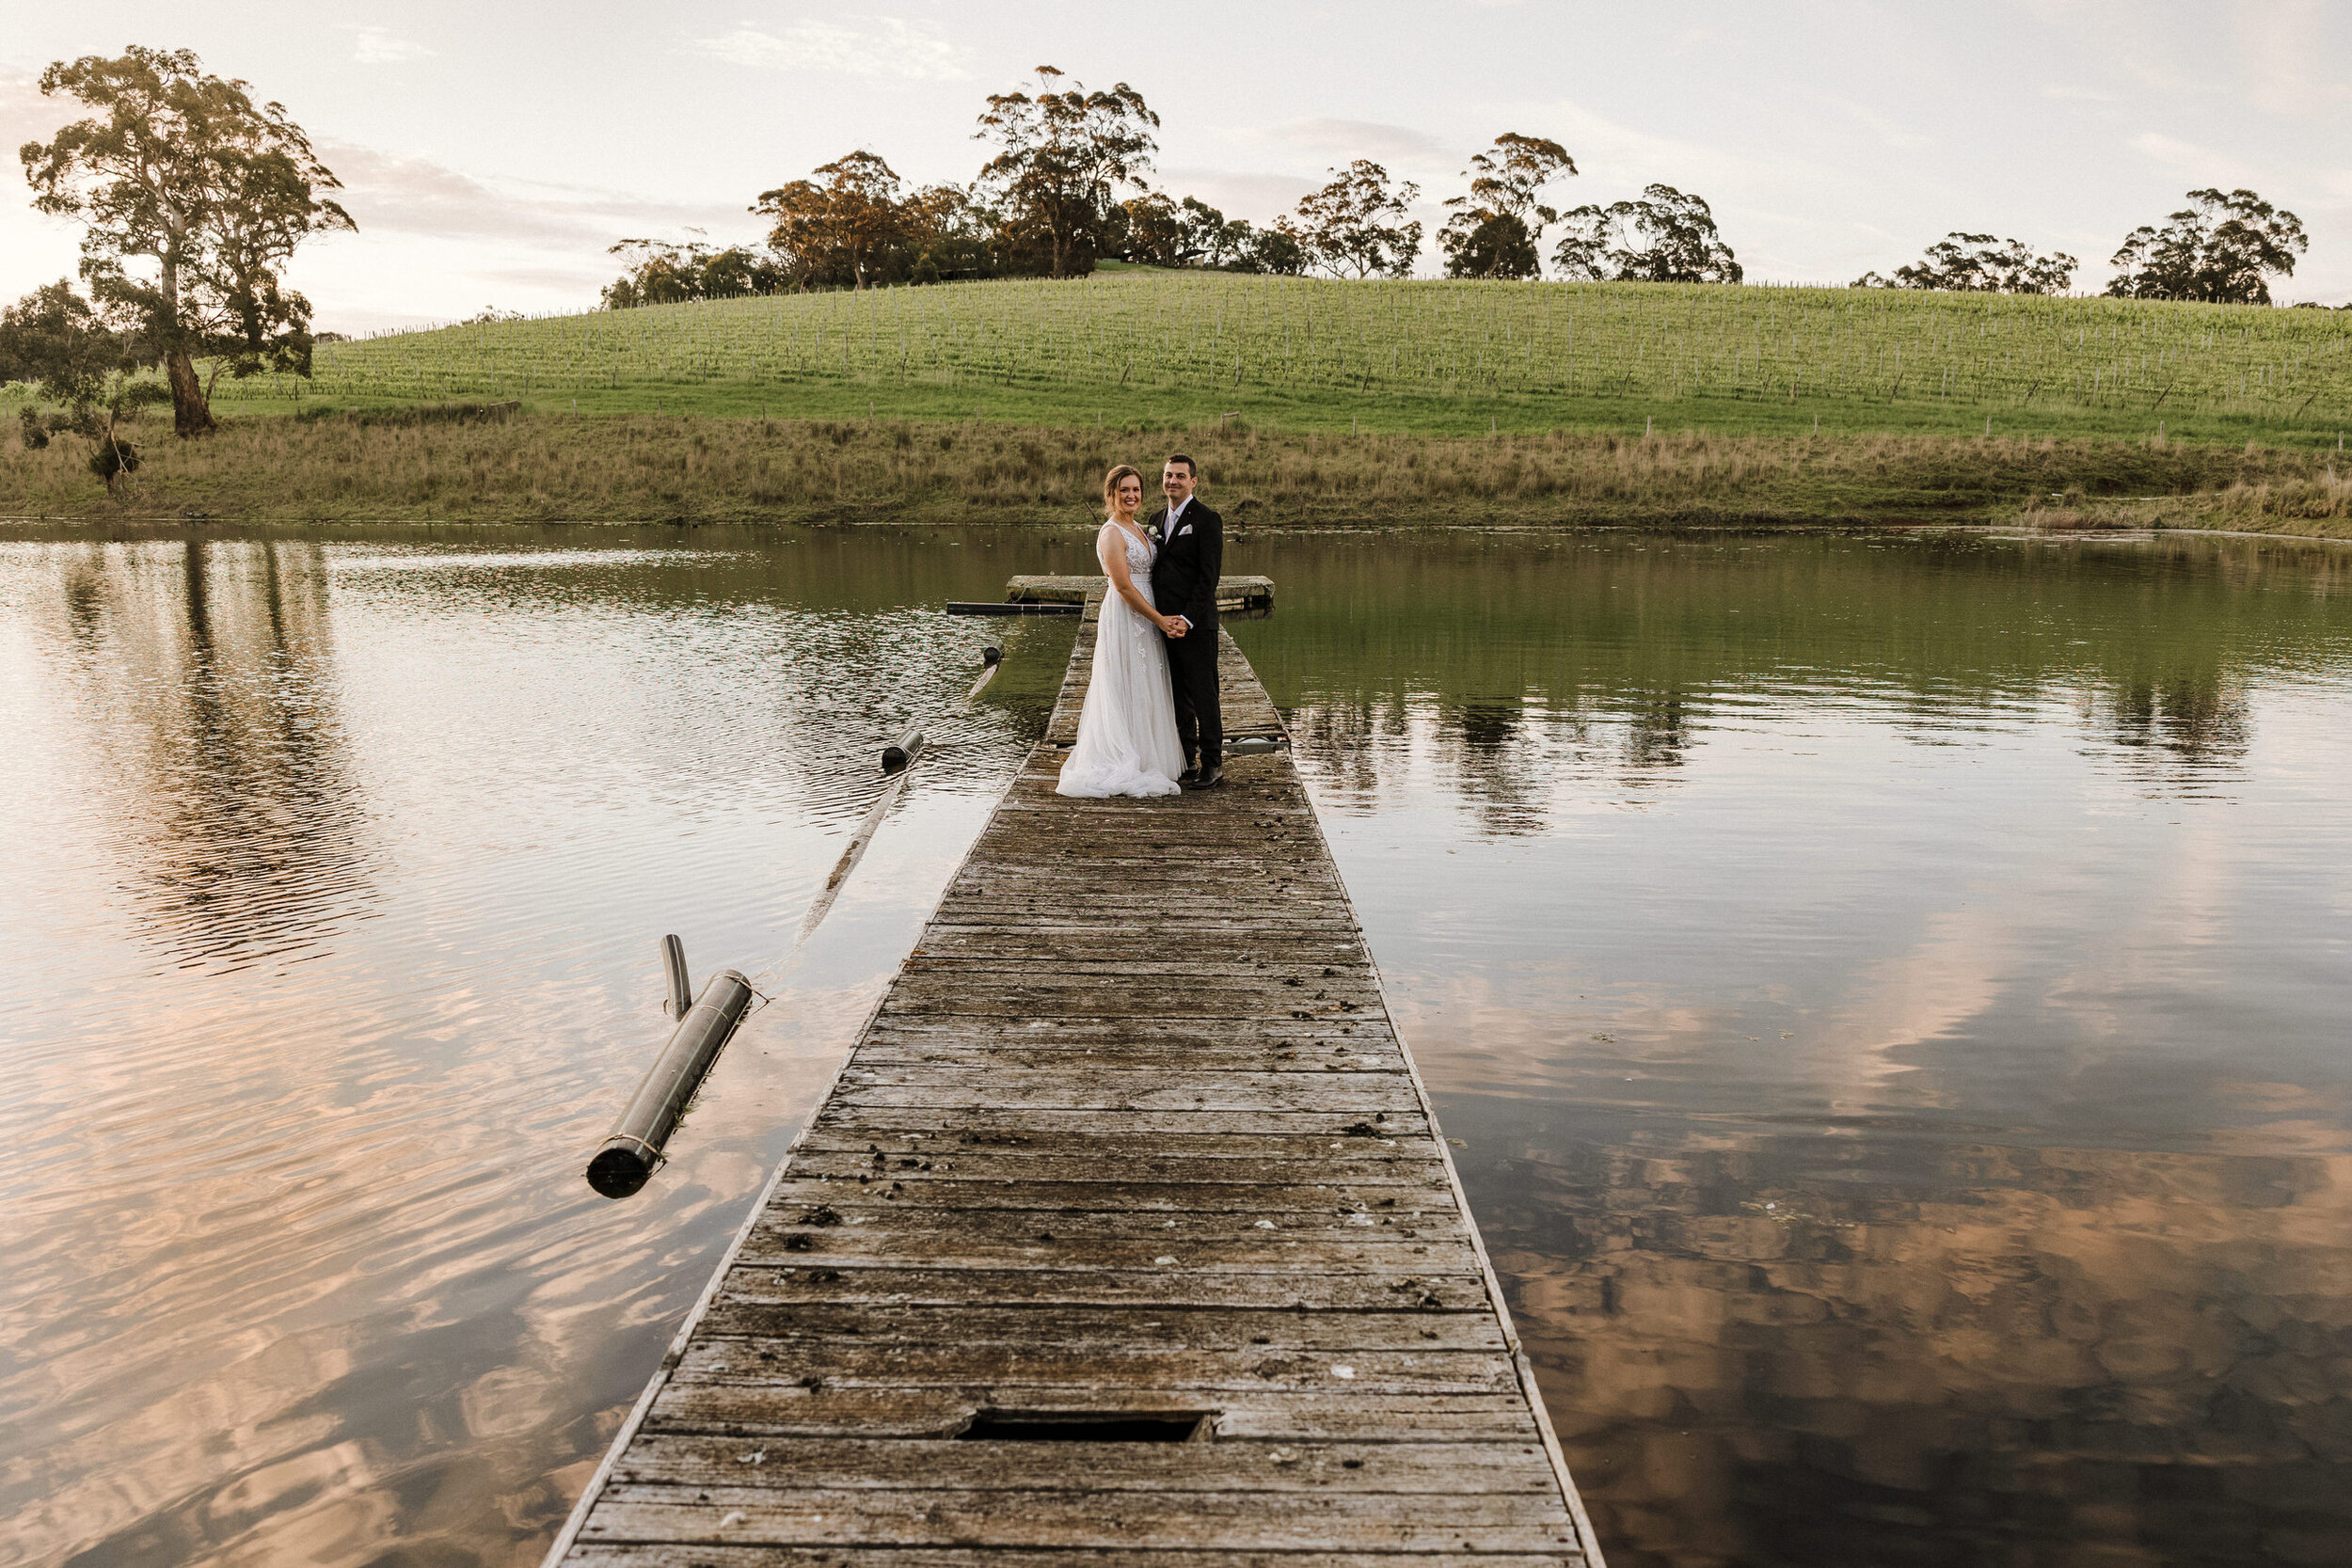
[805,1107,1425,1137]
[783,1153,1438,1188]
[839,1066,1404,1092]
[582,1490,1578,1552]
[1009,572,1274,608]
[643,1385,1554,1443]
[729,1251,1479,1288]
[741,1221,1462,1260]
[609,1436,1561,1493]
[877,993,1383,1021]
[792,1131,1433,1160]
[912,940,1364,963]
[758,1178,1454,1212]
[669,1342,1520,1395]
[571,1550,1580,1568]
[901,960,1357,981]
[717,1267,1484,1310]
[842,1048,1408,1076]
[549,578,1599,1568]
[736,1233,1472,1276]
[694,1305,1505,1352]
[845,1034,1400,1055]
[834,1081,1422,1113]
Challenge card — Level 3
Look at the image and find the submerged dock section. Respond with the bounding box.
[551,576,1602,1565]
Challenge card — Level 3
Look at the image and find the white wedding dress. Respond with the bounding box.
[1055,521,1185,799]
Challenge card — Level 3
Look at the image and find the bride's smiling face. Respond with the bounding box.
[1113,476,1143,516]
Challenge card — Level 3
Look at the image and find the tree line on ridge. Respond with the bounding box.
[0,46,2328,466]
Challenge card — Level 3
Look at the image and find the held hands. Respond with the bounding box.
[1160,614,1187,638]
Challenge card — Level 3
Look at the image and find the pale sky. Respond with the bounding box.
[6,2,2350,331]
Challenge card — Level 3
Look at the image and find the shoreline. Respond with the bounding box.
[6,515,2348,550]
[6,410,2349,542]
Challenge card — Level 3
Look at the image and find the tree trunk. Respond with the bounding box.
[166,347,215,437]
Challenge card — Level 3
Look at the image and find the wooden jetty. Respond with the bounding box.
[1006,572,1276,618]
[548,577,1602,1566]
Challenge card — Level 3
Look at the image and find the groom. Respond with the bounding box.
[1147,453,1224,789]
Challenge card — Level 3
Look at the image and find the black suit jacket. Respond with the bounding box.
[1147,498,1222,634]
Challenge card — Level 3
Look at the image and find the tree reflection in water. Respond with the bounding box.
[40,539,377,971]
[1233,530,2352,1567]
[2,524,2345,1568]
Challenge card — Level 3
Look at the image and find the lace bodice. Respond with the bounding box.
[1099,520,1154,576]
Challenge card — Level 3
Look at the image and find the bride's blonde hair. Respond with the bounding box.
[1102,464,1143,510]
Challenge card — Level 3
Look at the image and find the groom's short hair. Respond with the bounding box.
[1166,453,1197,476]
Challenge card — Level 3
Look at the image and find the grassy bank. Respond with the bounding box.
[202,271,2352,448]
[8,408,2350,537]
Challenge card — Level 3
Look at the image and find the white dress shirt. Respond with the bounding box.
[1160,498,1191,628]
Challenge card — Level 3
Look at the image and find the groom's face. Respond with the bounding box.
[1162,462,1196,506]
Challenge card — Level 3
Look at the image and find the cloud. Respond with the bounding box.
[1250,118,1459,169]
[1155,169,1322,226]
[351,25,433,65]
[2126,131,2265,190]
[689,17,968,80]
[1804,90,1934,152]
[2041,83,2122,103]
[2233,0,2344,116]
[0,71,75,142]
[465,264,615,292]
[1502,95,1796,198]
[320,143,751,248]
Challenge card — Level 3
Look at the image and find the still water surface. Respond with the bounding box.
[2,526,2347,1568]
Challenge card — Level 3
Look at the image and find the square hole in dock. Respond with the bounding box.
[956,1409,1215,1443]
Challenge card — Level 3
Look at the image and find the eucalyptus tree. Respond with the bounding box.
[1440,133,1576,279]
[0,279,167,492]
[2106,188,2306,304]
[757,150,915,289]
[899,182,999,281]
[1243,222,1309,276]
[1176,197,1258,268]
[1293,161,1423,279]
[600,239,784,307]
[1854,232,2076,293]
[21,47,353,436]
[975,66,1159,277]
[1553,184,1741,284]
[1118,192,1184,264]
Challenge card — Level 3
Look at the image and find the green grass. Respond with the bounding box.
[211,270,2352,447]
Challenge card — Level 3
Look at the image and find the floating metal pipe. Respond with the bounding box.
[660,933,691,1019]
[586,967,756,1199]
[982,645,1002,665]
[882,726,925,771]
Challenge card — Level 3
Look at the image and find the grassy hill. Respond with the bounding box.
[217,268,2352,447]
[13,271,2352,531]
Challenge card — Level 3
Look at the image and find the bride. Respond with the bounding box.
[1056,465,1189,799]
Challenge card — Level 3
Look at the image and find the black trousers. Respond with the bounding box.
[1166,622,1222,771]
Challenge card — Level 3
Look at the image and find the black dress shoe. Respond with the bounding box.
[1182,768,1225,790]
[1177,766,1200,784]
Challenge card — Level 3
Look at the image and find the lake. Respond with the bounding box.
[2,524,2346,1568]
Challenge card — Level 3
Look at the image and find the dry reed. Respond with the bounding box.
[6,410,2347,536]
